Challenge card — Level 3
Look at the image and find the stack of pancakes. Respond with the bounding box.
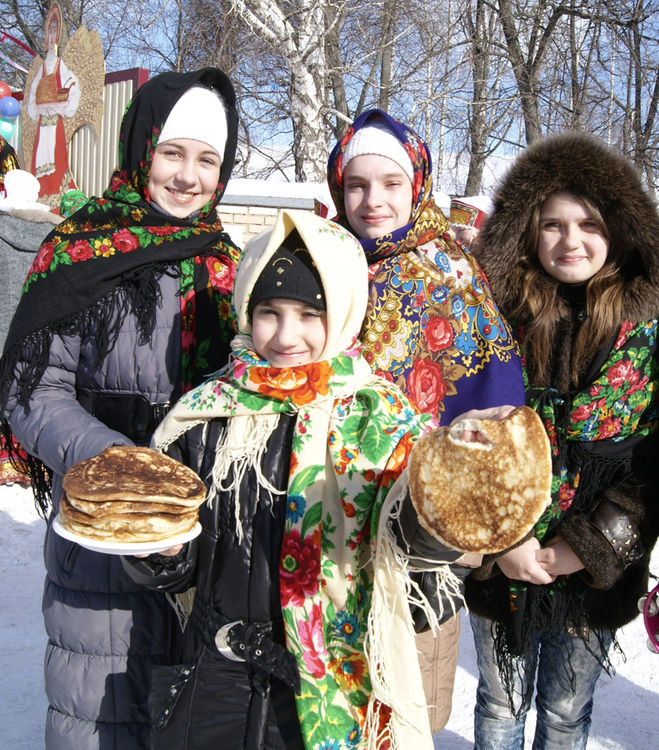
[408,406,552,554]
[59,446,206,543]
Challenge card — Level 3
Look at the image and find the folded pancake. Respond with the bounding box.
[59,446,206,544]
[59,495,197,542]
[408,406,552,554]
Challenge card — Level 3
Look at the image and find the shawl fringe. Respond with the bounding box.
[493,582,616,717]
[366,471,462,749]
[208,413,284,543]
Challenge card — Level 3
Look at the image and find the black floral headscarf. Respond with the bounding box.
[1,67,241,511]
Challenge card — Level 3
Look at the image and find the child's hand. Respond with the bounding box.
[496,537,556,584]
[536,536,584,576]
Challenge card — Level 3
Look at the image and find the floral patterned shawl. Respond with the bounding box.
[504,318,659,654]
[156,343,437,749]
[153,211,450,749]
[0,68,240,511]
[327,109,525,424]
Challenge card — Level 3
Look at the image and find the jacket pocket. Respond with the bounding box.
[149,663,196,731]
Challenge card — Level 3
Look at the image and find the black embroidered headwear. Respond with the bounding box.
[248,229,326,315]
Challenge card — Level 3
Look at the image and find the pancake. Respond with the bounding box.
[59,494,197,542]
[65,494,194,517]
[58,446,206,545]
[408,406,552,554]
[62,445,206,506]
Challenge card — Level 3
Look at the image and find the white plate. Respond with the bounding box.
[52,515,202,555]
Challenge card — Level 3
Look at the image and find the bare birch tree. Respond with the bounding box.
[2,0,657,191]
[229,0,341,181]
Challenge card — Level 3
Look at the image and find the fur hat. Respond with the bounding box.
[159,85,228,159]
[342,122,414,183]
[248,229,326,315]
[478,131,659,322]
[450,195,492,230]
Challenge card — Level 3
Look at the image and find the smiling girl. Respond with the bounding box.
[1,68,240,750]
[124,209,467,749]
[466,132,659,750]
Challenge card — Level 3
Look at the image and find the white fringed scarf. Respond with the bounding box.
[153,210,461,748]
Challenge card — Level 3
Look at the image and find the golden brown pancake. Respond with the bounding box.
[59,494,197,542]
[65,494,193,517]
[408,406,552,554]
[62,445,206,506]
[58,446,206,544]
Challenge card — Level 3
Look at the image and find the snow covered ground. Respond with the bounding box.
[1,482,657,749]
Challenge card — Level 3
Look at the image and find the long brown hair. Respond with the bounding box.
[510,192,626,387]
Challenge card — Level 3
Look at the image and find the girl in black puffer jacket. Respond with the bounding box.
[125,209,471,750]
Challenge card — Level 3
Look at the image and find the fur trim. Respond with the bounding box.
[2,206,62,224]
[478,131,659,322]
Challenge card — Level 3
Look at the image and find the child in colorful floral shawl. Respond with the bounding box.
[129,209,463,750]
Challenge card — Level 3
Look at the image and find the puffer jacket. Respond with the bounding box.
[6,270,200,749]
[124,415,302,750]
[467,132,659,635]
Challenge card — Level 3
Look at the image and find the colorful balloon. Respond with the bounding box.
[0,118,14,138]
[0,81,11,99]
[0,96,20,119]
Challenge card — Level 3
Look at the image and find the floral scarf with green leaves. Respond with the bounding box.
[154,339,438,749]
[506,318,658,652]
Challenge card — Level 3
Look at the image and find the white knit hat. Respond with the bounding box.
[159,85,228,159]
[343,122,414,183]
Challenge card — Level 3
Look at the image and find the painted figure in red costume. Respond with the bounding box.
[26,2,79,197]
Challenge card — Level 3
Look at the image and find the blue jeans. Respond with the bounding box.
[470,611,612,750]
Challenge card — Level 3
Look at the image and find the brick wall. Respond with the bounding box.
[217,204,280,245]
[217,189,328,248]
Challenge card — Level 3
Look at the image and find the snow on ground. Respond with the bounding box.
[1,482,657,749]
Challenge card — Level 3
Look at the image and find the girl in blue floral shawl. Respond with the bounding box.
[327,108,526,732]
[465,132,659,750]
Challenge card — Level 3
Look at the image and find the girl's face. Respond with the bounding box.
[147,138,221,218]
[251,299,327,367]
[343,154,413,239]
[537,192,609,284]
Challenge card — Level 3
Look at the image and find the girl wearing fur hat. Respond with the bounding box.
[466,132,659,750]
[0,68,240,750]
[327,109,526,734]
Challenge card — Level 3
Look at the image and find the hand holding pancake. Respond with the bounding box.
[408,406,552,554]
